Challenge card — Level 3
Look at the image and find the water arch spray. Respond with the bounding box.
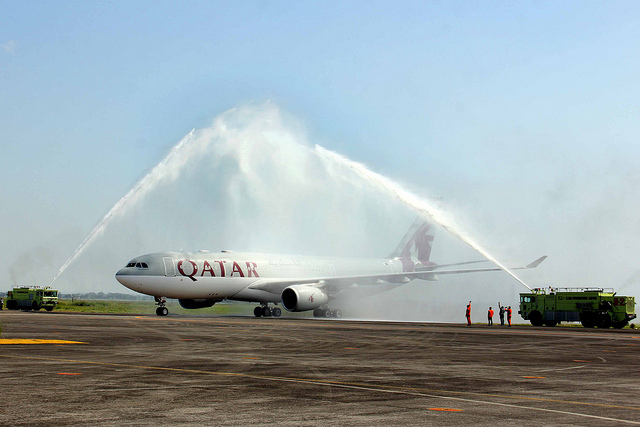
[51,104,531,291]
[50,129,196,284]
[315,146,532,290]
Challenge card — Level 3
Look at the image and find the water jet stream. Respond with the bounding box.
[315,145,532,290]
[50,130,196,284]
[50,105,532,293]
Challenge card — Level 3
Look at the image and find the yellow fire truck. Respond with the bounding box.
[519,288,635,328]
[5,286,59,311]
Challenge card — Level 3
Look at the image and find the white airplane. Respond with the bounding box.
[115,220,546,317]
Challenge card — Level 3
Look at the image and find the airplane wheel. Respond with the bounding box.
[313,309,322,318]
[263,307,272,317]
[273,307,281,317]
[333,309,342,318]
[324,309,332,318]
[254,307,262,317]
[156,307,168,316]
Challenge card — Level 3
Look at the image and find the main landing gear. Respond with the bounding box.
[254,304,282,318]
[155,296,168,316]
[313,308,342,318]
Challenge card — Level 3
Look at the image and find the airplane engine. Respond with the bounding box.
[178,299,218,309]
[281,285,329,312]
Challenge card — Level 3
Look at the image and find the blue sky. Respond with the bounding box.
[2,1,640,308]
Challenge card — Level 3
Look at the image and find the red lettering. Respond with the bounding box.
[177,259,198,281]
[201,260,216,277]
[614,297,625,306]
[214,261,225,277]
[231,261,245,277]
[246,262,259,277]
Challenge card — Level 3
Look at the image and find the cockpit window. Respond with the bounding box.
[126,262,135,268]
[141,263,149,269]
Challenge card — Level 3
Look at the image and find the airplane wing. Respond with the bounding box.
[247,256,547,295]
[418,260,488,270]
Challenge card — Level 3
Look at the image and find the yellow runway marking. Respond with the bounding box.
[523,376,546,379]
[243,357,260,360]
[0,339,86,345]
[1,353,640,424]
[429,408,463,412]
[57,373,82,375]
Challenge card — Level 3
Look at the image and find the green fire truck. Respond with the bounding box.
[519,288,636,328]
[5,286,59,311]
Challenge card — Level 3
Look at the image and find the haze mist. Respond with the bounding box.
[9,103,633,323]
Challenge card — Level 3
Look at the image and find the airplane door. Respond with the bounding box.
[163,257,176,277]
[329,264,336,277]
[388,261,399,273]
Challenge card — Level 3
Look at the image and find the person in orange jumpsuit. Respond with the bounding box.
[506,306,513,327]
[487,307,494,326]
[465,302,471,326]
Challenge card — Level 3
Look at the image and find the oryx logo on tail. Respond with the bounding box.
[389,219,436,272]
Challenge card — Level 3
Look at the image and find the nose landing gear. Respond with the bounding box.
[155,296,168,316]
[254,304,282,317]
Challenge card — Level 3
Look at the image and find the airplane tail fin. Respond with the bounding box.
[389,218,436,272]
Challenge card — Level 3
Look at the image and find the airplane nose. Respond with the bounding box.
[115,268,128,285]
[115,270,138,293]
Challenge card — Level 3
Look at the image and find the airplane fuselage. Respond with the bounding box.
[115,220,544,317]
[115,250,405,304]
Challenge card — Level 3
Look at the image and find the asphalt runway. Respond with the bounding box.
[1,311,639,426]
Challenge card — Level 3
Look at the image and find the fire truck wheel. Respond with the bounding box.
[544,321,557,327]
[597,314,612,328]
[529,311,544,327]
[580,312,595,328]
[613,321,627,329]
[45,307,53,312]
